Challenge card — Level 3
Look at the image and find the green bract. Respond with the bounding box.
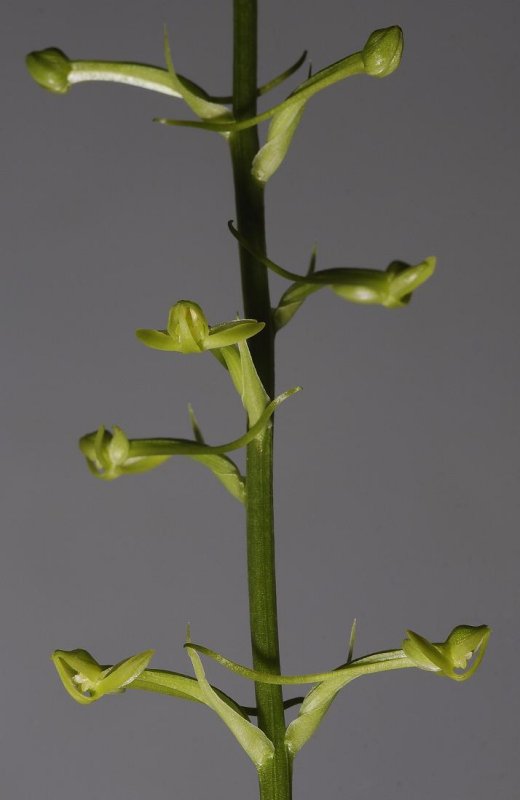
[162,30,231,124]
[136,300,265,353]
[185,640,274,769]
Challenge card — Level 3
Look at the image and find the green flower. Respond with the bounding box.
[136,301,265,354]
[79,425,169,480]
[330,257,436,308]
[52,648,154,705]
[402,625,490,681]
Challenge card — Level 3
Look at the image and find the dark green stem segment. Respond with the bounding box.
[230,3,291,800]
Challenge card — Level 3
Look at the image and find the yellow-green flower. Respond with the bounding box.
[52,648,154,705]
[136,301,264,353]
[402,625,490,681]
[79,425,169,480]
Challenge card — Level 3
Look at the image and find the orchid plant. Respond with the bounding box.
[26,4,489,800]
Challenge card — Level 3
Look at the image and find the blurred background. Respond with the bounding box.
[2,0,519,797]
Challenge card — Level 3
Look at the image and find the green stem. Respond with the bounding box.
[230,3,291,800]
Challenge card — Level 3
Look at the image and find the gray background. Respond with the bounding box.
[2,0,519,797]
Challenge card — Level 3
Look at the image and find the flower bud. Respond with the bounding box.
[26,48,72,94]
[362,26,403,78]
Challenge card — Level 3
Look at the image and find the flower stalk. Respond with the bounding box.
[230,3,291,799]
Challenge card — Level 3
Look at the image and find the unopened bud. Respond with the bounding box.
[362,26,403,78]
[26,48,72,94]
